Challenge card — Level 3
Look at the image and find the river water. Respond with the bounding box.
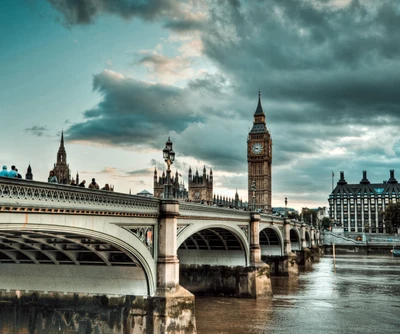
[195,255,400,334]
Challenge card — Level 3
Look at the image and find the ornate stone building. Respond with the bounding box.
[153,169,188,199]
[153,166,213,202]
[52,131,71,184]
[188,166,213,203]
[247,91,272,212]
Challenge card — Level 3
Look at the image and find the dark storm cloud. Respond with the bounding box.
[25,125,49,137]
[47,0,180,25]
[163,18,205,31]
[57,0,400,206]
[66,70,204,145]
[201,0,400,126]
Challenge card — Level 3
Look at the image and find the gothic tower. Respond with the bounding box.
[188,166,213,203]
[153,168,187,199]
[25,164,33,180]
[53,131,71,184]
[247,91,272,212]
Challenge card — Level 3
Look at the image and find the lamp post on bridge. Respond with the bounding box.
[251,180,256,212]
[285,197,288,217]
[162,137,175,199]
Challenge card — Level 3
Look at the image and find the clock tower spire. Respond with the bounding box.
[247,90,272,212]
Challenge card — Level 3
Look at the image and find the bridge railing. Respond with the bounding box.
[178,201,251,221]
[0,177,160,215]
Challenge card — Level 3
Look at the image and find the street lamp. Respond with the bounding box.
[163,137,175,199]
[251,180,256,212]
[285,197,288,218]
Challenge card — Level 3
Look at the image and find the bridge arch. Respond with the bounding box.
[290,228,301,251]
[177,223,249,266]
[0,216,157,296]
[260,226,283,256]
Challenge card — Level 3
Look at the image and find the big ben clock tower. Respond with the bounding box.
[247,90,272,212]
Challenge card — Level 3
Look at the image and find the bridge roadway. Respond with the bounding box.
[0,177,319,297]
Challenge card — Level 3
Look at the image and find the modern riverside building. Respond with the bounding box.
[329,170,400,233]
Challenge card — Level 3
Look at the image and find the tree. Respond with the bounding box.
[288,212,299,220]
[321,217,331,230]
[301,208,318,226]
[382,202,400,234]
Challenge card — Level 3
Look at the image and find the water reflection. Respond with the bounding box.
[196,255,400,334]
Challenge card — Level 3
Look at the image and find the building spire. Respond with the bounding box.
[255,89,264,116]
[60,130,64,148]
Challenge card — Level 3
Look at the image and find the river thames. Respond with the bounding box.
[195,255,400,334]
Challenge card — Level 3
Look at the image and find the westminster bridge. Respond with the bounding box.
[0,177,321,333]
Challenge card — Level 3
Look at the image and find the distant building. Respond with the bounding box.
[329,170,400,233]
[25,164,33,180]
[272,207,298,216]
[137,190,153,197]
[52,131,71,184]
[153,169,188,199]
[188,166,213,203]
[213,190,245,208]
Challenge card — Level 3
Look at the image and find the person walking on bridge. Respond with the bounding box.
[0,165,8,177]
[48,170,58,183]
[88,178,99,190]
[8,165,18,178]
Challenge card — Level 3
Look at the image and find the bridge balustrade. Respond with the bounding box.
[0,177,159,216]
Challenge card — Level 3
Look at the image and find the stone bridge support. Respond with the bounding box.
[262,218,298,277]
[310,227,321,263]
[246,213,272,298]
[152,199,197,334]
[297,223,312,268]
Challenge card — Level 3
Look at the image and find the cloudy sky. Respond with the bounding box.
[2,0,400,210]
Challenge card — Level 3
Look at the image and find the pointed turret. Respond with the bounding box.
[254,89,265,116]
[25,164,33,180]
[250,90,267,133]
[60,130,65,148]
[53,130,70,184]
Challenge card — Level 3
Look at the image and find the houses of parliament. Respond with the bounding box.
[153,91,272,211]
[18,92,273,211]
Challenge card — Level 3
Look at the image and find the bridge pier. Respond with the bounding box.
[154,199,197,334]
[247,213,272,297]
[297,223,312,268]
[262,218,298,276]
[309,227,321,262]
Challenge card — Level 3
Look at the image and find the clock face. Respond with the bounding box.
[251,143,263,154]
